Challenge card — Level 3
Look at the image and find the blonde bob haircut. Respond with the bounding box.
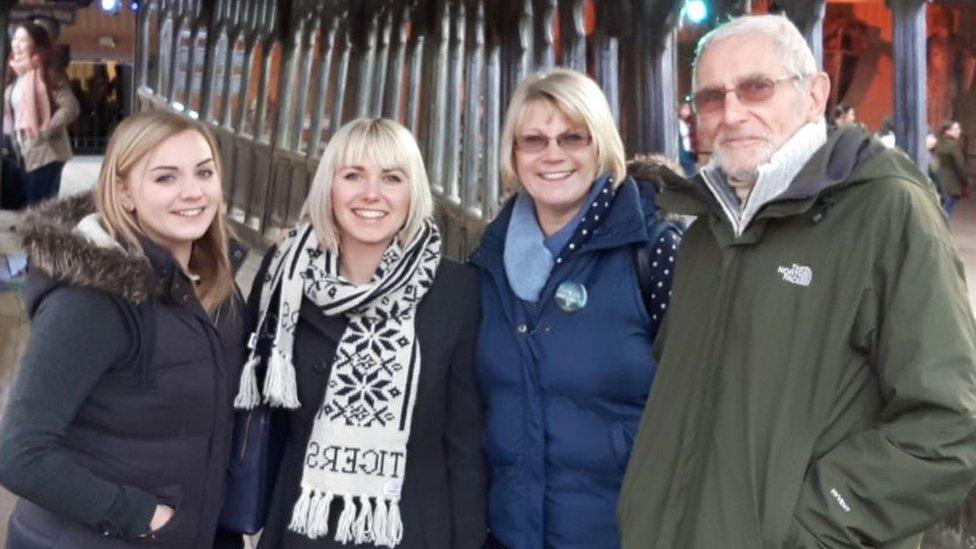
[95,109,235,315]
[302,117,434,253]
[500,68,627,192]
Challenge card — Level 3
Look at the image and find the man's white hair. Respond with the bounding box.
[692,14,817,91]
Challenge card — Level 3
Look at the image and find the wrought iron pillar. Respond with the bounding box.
[639,1,681,159]
[889,0,927,170]
[641,32,678,159]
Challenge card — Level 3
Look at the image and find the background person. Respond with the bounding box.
[678,101,698,176]
[238,117,486,549]
[926,131,949,212]
[3,22,79,205]
[469,68,680,548]
[618,14,976,549]
[935,119,971,217]
[0,110,246,548]
[829,102,855,130]
[877,115,897,149]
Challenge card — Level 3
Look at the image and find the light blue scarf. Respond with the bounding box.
[503,179,608,302]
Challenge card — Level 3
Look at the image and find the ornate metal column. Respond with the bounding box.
[536,0,557,71]
[198,0,220,120]
[594,1,620,122]
[559,0,586,72]
[638,0,682,158]
[888,0,927,169]
[778,0,826,70]
[272,0,303,149]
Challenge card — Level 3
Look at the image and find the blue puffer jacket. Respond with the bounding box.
[470,178,677,548]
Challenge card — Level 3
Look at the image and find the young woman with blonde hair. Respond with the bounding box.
[238,117,486,548]
[0,109,246,548]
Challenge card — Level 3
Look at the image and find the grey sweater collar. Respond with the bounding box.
[701,119,828,236]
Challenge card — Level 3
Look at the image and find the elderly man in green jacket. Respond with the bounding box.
[618,14,976,549]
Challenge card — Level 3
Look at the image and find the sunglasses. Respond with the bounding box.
[688,75,800,114]
[514,131,592,154]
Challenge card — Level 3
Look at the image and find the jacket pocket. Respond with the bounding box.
[145,484,183,542]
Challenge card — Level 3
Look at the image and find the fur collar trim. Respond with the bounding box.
[20,192,158,302]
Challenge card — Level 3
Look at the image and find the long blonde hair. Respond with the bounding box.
[95,110,235,314]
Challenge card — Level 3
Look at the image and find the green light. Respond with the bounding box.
[685,0,709,24]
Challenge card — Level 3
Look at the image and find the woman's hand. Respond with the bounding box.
[149,504,174,532]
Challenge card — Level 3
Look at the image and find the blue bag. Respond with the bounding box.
[218,404,285,535]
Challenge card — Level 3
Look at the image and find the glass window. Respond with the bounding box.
[259,41,283,143]
[158,18,173,98]
[171,21,192,107]
[187,28,208,116]
[241,41,265,137]
[141,6,160,92]
[297,25,326,153]
[210,30,229,122]
[226,36,248,129]
[318,29,350,154]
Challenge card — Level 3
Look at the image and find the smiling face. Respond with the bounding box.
[121,129,221,267]
[695,34,827,187]
[331,156,412,256]
[11,27,34,60]
[514,100,599,235]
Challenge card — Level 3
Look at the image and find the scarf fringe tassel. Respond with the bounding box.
[288,487,334,538]
[262,350,301,408]
[232,354,262,409]
[289,489,403,547]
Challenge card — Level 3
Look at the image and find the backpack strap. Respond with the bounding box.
[635,219,678,315]
[630,177,685,315]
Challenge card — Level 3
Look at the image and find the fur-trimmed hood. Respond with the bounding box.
[20,192,249,316]
[20,192,159,311]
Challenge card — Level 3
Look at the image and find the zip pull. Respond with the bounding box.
[812,195,835,223]
[247,332,259,350]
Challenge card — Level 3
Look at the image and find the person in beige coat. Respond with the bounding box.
[4,22,79,205]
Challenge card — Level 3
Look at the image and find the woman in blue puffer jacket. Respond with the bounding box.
[469,68,680,548]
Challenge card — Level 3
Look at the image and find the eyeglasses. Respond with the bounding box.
[514,131,592,154]
[688,75,800,114]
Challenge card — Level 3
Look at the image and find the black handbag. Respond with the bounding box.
[1,134,25,211]
[218,404,285,535]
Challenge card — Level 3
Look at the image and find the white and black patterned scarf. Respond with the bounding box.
[233,219,441,546]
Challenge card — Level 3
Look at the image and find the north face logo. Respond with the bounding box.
[777,264,812,287]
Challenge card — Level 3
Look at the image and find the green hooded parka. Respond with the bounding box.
[618,127,976,549]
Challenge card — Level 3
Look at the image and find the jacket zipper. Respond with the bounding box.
[659,236,741,546]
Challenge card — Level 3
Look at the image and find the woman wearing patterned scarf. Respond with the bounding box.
[239,118,486,548]
[3,22,79,205]
[469,68,682,547]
